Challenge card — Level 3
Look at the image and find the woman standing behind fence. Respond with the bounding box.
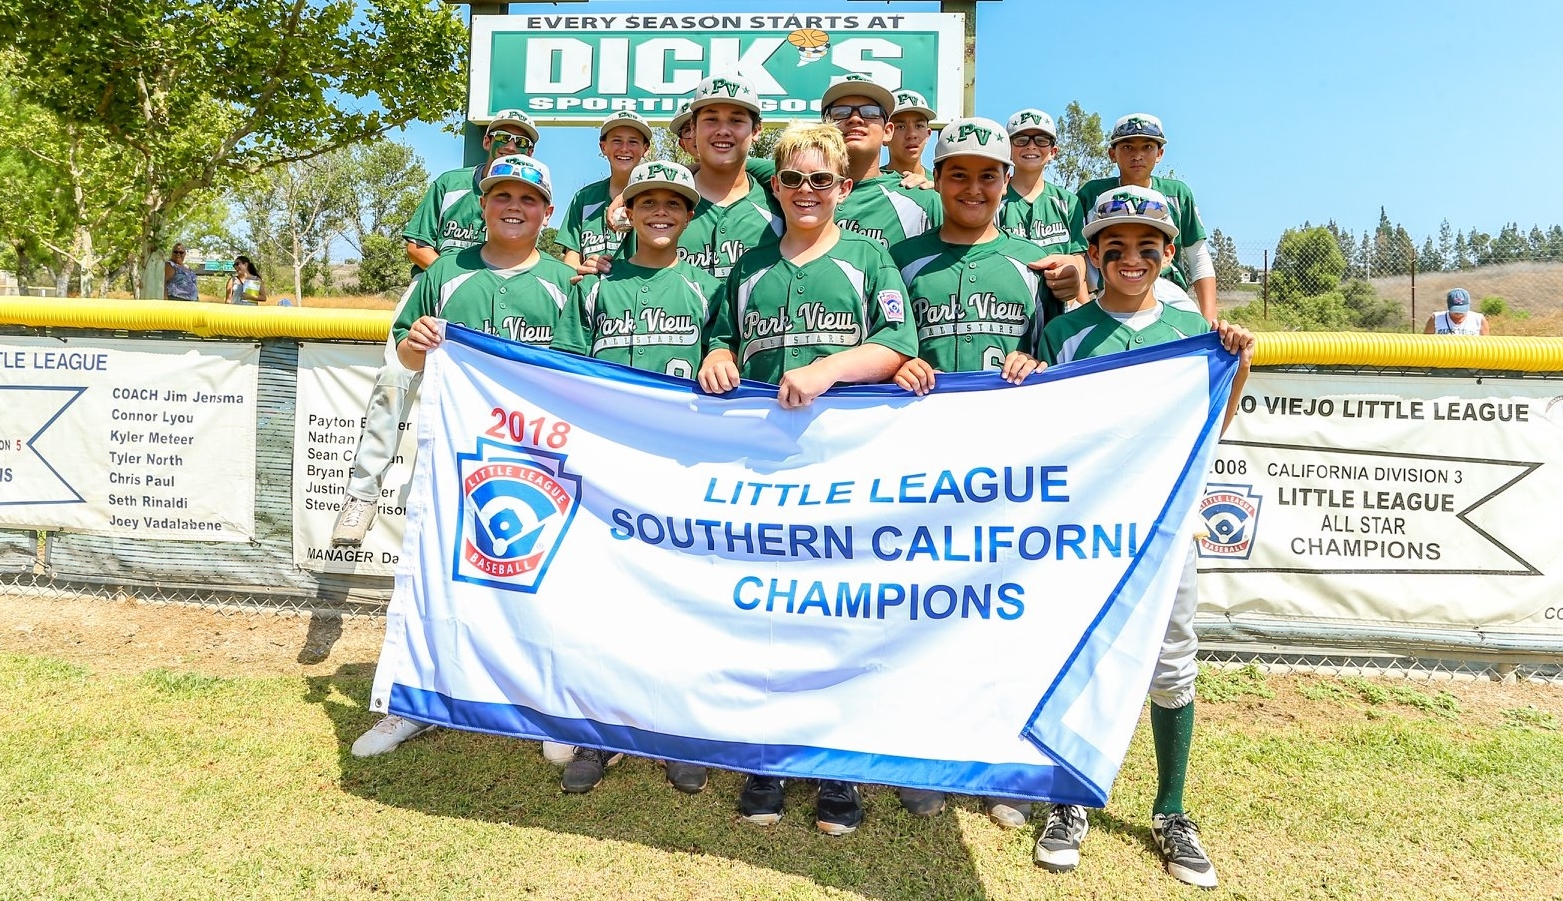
[164,244,199,301]
[226,256,267,305]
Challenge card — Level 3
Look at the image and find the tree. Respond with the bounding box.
[0,0,468,297]
[1437,219,1454,267]
[1051,101,1113,191]
[238,152,355,301]
[1210,228,1244,290]
[338,139,428,294]
[1453,231,1471,269]
[1528,225,1547,262]
[1418,235,1443,273]
[1270,226,1347,302]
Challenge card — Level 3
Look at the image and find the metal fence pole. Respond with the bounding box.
[1262,248,1269,319]
[1410,249,1417,332]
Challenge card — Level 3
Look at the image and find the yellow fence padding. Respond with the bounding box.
[4,298,1563,370]
[1254,332,1563,372]
[0,297,392,342]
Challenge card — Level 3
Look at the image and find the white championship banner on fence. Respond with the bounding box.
[370,326,1238,803]
[1199,371,1563,636]
[292,343,419,575]
[0,336,258,540]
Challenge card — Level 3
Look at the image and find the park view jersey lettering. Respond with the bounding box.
[620,175,783,279]
[402,167,486,270]
[892,231,1062,373]
[555,260,723,378]
[1076,175,1208,289]
[835,173,943,248]
[999,181,1086,256]
[1039,300,1210,366]
[392,246,575,347]
[710,231,918,385]
[558,178,624,260]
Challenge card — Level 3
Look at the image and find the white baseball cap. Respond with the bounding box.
[599,110,653,143]
[1006,108,1057,140]
[891,89,936,121]
[821,73,897,118]
[1109,113,1166,146]
[690,73,762,117]
[479,154,553,202]
[484,109,539,145]
[623,160,700,207]
[1082,184,1178,240]
[932,116,1013,168]
[669,99,694,135]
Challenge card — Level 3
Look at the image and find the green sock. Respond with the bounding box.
[1151,701,1194,816]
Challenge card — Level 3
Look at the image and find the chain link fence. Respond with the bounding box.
[3,325,1560,683]
[1208,227,1563,336]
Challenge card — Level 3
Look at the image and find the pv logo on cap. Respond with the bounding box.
[953,122,997,145]
[707,78,745,98]
[453,440,581,594]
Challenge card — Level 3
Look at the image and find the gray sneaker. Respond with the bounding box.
[984,797,1033,829]
[331,495,377,546]
[1152,812,1218,888]
[560,747,624,794]
[350,714,434,757]
[1034,803,1089,872]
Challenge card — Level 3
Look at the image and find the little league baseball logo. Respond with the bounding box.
[1197,483,1262,560]
[453,440,581,593]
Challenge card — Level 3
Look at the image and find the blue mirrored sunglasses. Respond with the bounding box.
[1095,197,1171,219]
[1112,119,1164,141]
[487,162,547,187]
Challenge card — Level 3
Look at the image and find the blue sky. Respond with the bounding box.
[393,0,1563,259]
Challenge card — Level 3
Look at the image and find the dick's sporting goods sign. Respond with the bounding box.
[469,13,964,126]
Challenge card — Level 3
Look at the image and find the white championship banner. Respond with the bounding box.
[371,326,1238,803]
[292,343,419,575]
[0,336,258,540]
[1199,371,1563,634]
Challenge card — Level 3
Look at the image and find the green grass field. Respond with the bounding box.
[3,653,1561,900]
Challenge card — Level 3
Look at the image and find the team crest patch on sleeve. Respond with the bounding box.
[452,439,581,593]
[877,289,905,323]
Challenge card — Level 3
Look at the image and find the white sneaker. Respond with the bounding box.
[1034,803,1089,871]
[350,714,434,757]
[331,496,378,547]
[542,741,576,765]
[1152,812,1219,888]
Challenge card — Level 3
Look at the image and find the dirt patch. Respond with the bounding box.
[3,593,1559,729]
[0,593,384,679]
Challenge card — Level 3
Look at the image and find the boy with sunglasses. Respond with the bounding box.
[1034,185,1255,889]
[818,73,943,249]
[1076,114,1215,321]
[999,109,1088,306]
[698,123,916,836]
[559,110,653,271]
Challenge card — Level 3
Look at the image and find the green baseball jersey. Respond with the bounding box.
[392,245,575,347]
[999,181,1086,256]
[1076,175,1208,289]
[835,173,943,248]
[891,231,1063,373]
[402,166,485,270]
[620,175,782,279]
[1039,300,1210,366]
[555,260,722,379]
[710,231,918,385]
[558,177,625,260]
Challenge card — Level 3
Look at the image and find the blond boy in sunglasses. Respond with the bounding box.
[1034,185,1255,889]
[1076,114,1216,320]
[698,123,916,837]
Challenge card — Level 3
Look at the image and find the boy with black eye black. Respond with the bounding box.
[1035,184,1254,889]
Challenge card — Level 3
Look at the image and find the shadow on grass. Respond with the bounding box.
[305,669,1000,901]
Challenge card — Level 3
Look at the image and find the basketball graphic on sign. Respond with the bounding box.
[788,28,830,66]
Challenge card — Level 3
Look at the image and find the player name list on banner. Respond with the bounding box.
[0,337,258,540]
[291,343,417,575]
[1196,371,1563,634]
